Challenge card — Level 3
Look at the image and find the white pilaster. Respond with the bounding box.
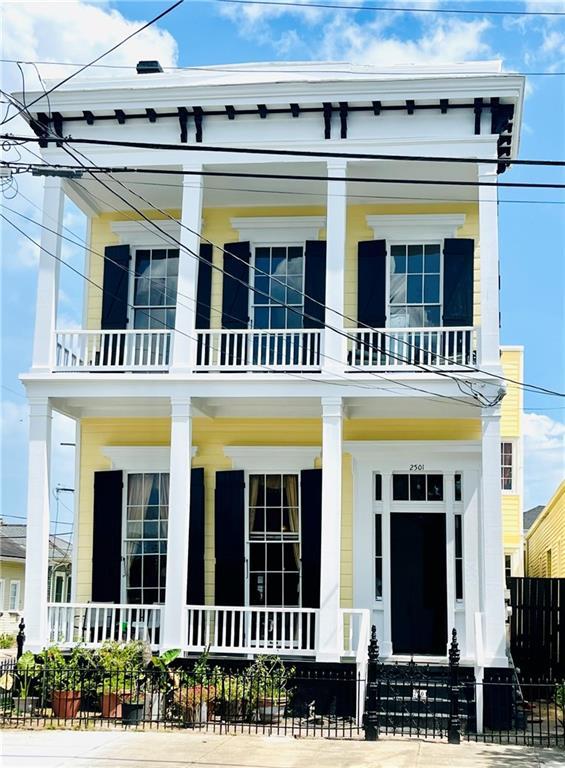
[317,397,343,662]
[32,177,64,370]
[172,168,204,373]
[463,470,481,663]
[24,398,52,651]
[480,408,507,667]
[161,398,192,650]
[478,163,500,367]
[380,472,393,658]
[323,160,347,375]
[445,471,456,655]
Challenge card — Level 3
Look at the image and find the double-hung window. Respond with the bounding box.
[132,248,179,330]
[9,580,20,611]
[252,246,304,330]
[389,243,441,328]
[501,442,514,492]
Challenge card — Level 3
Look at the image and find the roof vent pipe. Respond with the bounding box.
[136,60,163,74]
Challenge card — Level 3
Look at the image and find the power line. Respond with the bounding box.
[0,0,184,126]
[3,58,564,77]
[213,0,565,18]
[6,134,565,169]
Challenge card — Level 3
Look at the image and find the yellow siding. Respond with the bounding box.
[88,204,479,330]
[526,481,565,577]
[500,348,524,556]
[77,417,480,603]
[0,560,25,635]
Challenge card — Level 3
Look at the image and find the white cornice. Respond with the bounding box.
[366,213,466,241]
[111,220,181,248]
[230,216,325,244]
[102,445,198,471]
[224,446,320,471]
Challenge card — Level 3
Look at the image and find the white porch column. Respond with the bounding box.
[478,163,500,368]
[32,176,64,371]
[323,160,347,375]
[480,407,508,667]
[380,471,393,658]
[161,397,192,650]
[318,397,343,662]
[24,398,52,651]
[172,167,204,373]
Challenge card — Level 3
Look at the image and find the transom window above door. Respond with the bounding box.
[252,246,304,329]
[389,243,441,328]
[132,248,179,329]
[392,473,444,502]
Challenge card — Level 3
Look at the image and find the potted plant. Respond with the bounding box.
[13,651,40,714]
[144,647,181,722]
[172,650,216,725]
[248,655,295,724]
[95,640,145,719]
[40,646,93,719]
[215,668,248,722]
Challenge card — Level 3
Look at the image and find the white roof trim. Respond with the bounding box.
[366,214,466,241]
[102,445,198,472]
[230,216,326,245]
[224,445,320,471]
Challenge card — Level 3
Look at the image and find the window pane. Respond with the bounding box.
[150,278,166,306]
[407,274,423,303]
[267,543,282,571]
[164,279,177,306]
[424,275,440,303]
[391,251,406,274]
[250,508,265,534]
[271,277,285,303]
[269,307,285,328]
[407,250,423,273]
[287,250,303,272]
[267,573,283,605]
[424,306,440,327]
[410,475,426,501]
[266,475,282,506]
[286,287,301,305]
[424,246,440,271]
[283,543,299,570]
[375,474,382,501]
[427,475,444,501]
[254,308,269,328]
[454,474,462,502]
[255,250,270,273]
[265,509,280,532]
[375,558,383,600]
[166,253,179,276]
[455,515,462,558]
[455,560,463,601]
[134,310,149,329]
[250,574,265,605]
[375,514,382,556]
[135,250,150,277]
[134,277,150,305]
[390,274,406,304]
[271,250,285,275]
[284,573,300,605]
[254,275,269,304]
[249,543,265,570]
[393,474,409,501]
[407,306,424,327]
[389,307,409,327]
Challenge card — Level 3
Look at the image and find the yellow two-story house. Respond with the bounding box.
[16,61,524,691]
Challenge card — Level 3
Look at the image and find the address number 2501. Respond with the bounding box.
[409,464,425,471]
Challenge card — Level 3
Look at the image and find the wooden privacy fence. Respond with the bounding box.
[509,577,564,681]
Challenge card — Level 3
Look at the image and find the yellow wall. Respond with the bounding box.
[0,560,25,634]
[77,417,481,603]
[88,203,479,330]
[500,348,524,555]
[526,481,565,577]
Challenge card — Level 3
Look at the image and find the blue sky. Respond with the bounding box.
[1,0,564,538]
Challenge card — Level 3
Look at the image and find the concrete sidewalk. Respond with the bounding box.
[1,730,564,768]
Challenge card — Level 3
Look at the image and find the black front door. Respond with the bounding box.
[391,513,447,655]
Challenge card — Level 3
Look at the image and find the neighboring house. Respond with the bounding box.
[500,347,524,580]
[525,481,565,577]
[15,60,524,684]
[523,505,544,534]
[0,524,72,635]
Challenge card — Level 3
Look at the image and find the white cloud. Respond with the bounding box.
[523,412,565,509]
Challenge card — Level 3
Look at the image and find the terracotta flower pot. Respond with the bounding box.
[52,690,81,719]
[100,691,122,719]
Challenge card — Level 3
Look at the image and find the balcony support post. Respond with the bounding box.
[317,396,343,662]
[23,397,52,651]
[479,407,507,667]
[323,160,347,374]
[32,176,64,371]
[172,167,204,373]
[161,397,192,650]
[478,162,500,368]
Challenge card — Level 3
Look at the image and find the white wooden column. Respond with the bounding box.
[463,470,481,663]
[24,397,52,650]
[380,471,393,658]
[444,471,456,654]
[478,162,500,368]
[32,177,64,371]
[317,397,343,662]
[172,167,204,373]
[480,407,508,667]
[323,160,347,375]
[161,397,192,650]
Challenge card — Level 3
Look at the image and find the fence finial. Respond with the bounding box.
[363,624,380,741]
[448,627,461,744]
[16,617,25,660]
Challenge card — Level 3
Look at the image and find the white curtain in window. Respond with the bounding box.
[284,475,300,569]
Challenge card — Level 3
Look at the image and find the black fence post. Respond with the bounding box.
[448,627,461,744]
[16,617,25,660]
[363,624,380,741]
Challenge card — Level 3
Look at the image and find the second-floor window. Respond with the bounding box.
[501,442,514,491]
[252,246,304,329]
[389,243,441,328]
[132,248,179,330]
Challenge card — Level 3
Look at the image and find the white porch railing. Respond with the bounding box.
[54,330,172,371]
[185,605,318,656]
[195,329,321,371]
[47,603,162,648]
[347,326,477,369]
[339,608,371,726]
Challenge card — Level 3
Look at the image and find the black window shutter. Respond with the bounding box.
[187,468,205,605]
[300,468,322,609]
[195,243,213,329]
[357,240,387,328]
[303,240,326,329]
[101,245,130,330]
[92,470,123,602]
[214,470,245,605]
[443,238,474,327]
[222,242,250,329]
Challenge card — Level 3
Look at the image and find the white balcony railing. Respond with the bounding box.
[195,329,322,371]
[47,603,162,648]
[185,605,318,656]
[347,326,477,370]
[55,330,173,371]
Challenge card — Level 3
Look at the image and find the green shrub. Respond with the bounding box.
[0,633,15,649]
[555,682,565,713]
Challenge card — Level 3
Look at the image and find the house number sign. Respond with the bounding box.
[409,464,425,471]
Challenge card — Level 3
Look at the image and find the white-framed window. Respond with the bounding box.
[501,442,514,492]
[0,579,4,610]
[123,472,169,604]
[388,242,442,328]
[251,245,304,330]
[9,580,20,610]
[392,473,444,502]
[504,554,512,585]
[374,473,383,601]
[247,473,301,607]
[130,248,179,330]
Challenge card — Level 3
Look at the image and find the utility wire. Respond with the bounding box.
[0,0,185,126]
